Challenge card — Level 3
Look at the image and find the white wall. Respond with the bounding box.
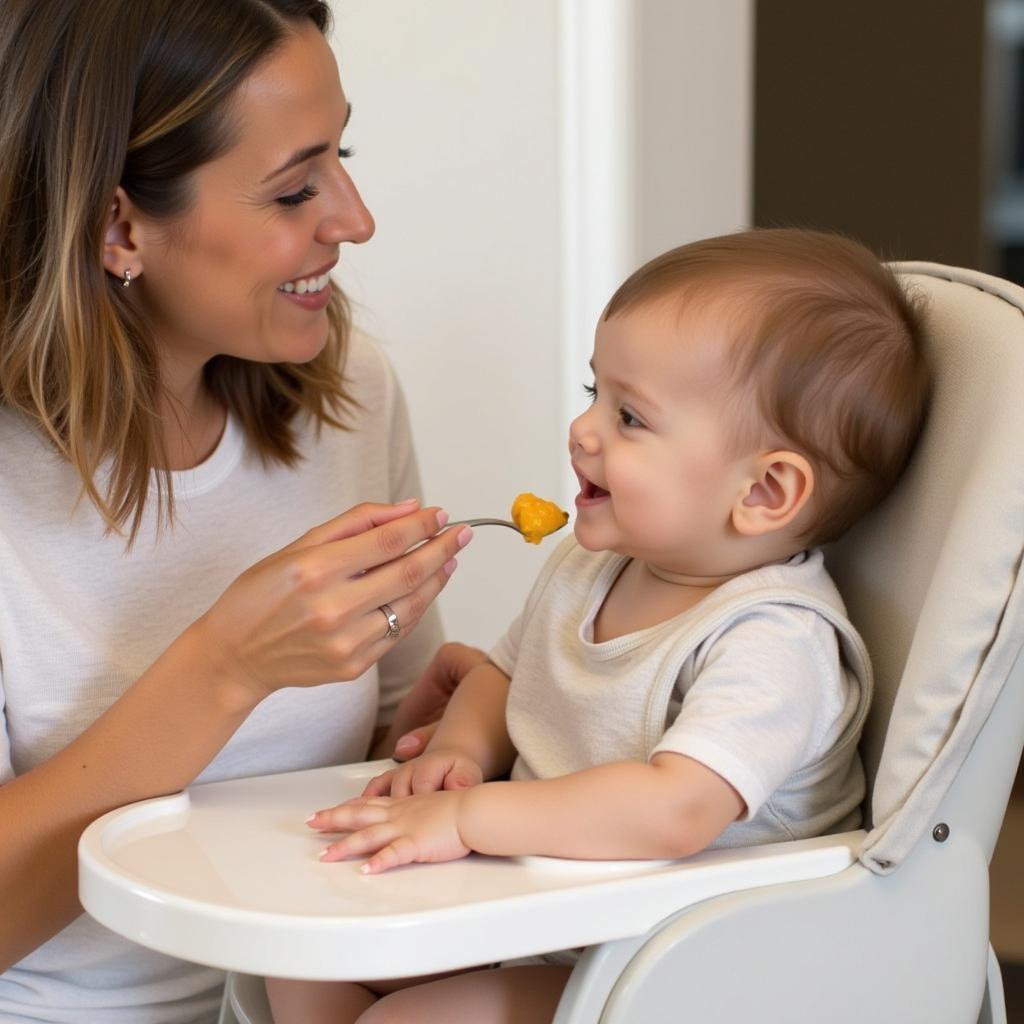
[331,1,753,649]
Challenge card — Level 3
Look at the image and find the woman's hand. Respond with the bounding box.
[309,791,471,874]
[361,748,484,798]
[192,501,473,706]
[385,642,489,760]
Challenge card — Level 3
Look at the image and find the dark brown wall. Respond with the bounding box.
[754,0,986,269]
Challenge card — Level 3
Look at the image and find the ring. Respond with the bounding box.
[379,603,401,640]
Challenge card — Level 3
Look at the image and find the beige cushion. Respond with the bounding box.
[826,263,1024,874]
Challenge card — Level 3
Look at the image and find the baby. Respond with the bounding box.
[266,227,930,1023]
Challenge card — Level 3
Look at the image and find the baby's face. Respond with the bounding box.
[568,299,750,571]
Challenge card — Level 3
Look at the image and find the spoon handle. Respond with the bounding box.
[449,518,520,532]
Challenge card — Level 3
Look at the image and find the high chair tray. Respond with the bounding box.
[78,760,863,980]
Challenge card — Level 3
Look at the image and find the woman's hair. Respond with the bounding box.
[604,228,931,546]
[0,0,354,542]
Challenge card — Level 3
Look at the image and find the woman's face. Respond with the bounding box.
[134,21,374,368]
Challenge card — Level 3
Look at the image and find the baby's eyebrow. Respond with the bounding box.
[589,361,663,413]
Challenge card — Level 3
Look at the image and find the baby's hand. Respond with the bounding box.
[309,791,471,873]
[361,749,484,798]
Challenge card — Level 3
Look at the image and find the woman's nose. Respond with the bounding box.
[316,167,375,245]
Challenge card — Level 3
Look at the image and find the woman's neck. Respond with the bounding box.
[156,359,225,471]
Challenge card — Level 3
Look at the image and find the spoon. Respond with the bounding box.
[450,517,531,535]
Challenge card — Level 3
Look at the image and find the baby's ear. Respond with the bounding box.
[731,451,815,537]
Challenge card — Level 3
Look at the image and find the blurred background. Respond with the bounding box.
[329,1,1020,1012]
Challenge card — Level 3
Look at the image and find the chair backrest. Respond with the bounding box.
[825,263,1024,874]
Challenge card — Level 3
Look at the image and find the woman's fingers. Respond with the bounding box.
[316,507,455,579]
[290,499,423,551]
[344,524,473,616]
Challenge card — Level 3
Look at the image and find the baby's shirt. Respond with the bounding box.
[489,537,871,848]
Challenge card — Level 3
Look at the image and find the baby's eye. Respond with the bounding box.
[619,407,644,429]
[582,382,597,402]
[277,184,320,208]
[338,145,355,159]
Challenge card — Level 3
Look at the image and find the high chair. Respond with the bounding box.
[78,262,1024,1023]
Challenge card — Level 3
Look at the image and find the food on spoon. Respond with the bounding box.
[511,492,569,544]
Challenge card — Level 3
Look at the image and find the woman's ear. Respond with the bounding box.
[731,450,815,537]
[102,186,144,283]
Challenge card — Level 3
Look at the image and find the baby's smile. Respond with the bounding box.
[573,465,610,506]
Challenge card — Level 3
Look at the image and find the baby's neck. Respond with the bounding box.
[643,562,744,588]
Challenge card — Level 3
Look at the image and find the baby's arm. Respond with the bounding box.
[420,660,516,778]
[312,753,743,871]
[361,660,517,798]
[460,753,744,860]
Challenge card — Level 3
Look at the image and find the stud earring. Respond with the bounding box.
[122,268,132,289]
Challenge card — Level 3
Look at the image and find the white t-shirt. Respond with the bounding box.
[0,331,444,1023]
[491,538,870,849]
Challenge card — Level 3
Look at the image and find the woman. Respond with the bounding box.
[0,1,480,1020]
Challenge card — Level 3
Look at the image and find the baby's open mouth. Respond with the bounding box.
[578,474,610,500]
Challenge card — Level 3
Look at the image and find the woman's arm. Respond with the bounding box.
[0,500,468,970]
[0,625,255,971]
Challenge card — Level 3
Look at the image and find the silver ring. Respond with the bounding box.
[379,603,401,640]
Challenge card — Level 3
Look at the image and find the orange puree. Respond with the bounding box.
[511,492,569,544]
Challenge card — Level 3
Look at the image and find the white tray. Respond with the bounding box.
[78,760,862,980]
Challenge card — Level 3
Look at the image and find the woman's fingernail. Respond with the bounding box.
[436,510,450,529]
[443,557,458,578]
[397,497,419,506]
[319,849,330,860]
[395,736,418,754]
[456,526,473,548]
[305,814,318,825]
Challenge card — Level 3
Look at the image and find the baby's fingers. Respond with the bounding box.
[361,770,397,798]
[361,836,420,875]
[410,759,449,795]
[320,823,396,863]
[307,797,390,832]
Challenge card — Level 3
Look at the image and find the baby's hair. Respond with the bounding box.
[604,228,930,545]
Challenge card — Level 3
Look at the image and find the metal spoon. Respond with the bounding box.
[450,517,527,535]
[449,517,569,538]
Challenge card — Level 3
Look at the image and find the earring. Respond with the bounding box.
[122,268,132,289]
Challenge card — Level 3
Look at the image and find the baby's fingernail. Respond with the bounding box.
[360,863,372,874]
[305,814,318,825]
[443,558,458,578]
[436,510,450,529]
[456,527,473,548]
[397,497,419,506]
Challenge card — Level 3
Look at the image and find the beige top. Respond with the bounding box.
[490,538,871,849]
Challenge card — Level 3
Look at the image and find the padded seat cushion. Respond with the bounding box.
[826,263,1024,874]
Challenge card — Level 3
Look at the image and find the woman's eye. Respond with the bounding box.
[277,184,320,208]
[619,407,643,429]
[582,382,597,402]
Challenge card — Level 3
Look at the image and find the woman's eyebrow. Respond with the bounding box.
[260,103,352,184]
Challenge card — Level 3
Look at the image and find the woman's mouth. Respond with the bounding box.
[277,261,337,311]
